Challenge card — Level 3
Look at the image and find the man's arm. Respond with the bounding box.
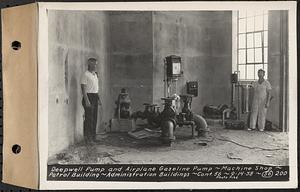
[265,89,272,108]
[81,84,91,107]
[265,80,272,108]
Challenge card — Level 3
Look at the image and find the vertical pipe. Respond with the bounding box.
[285,12,289,132]
[237,83,240,120]
[279,11,284,132]
[278,11,289,132]
[281,11,288,132]
[164,61,166,98]
[245,85,249,113]
[231,83,234,107]
[241,84,250,113]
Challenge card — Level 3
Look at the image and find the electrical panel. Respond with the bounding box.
[231,73,238,84]
[187,81,198,97]
[165,55,182,78]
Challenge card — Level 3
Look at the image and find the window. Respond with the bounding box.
[237,10,268,81]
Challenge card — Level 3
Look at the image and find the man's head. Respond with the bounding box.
[257,69,265,79]
[87,58,98,72]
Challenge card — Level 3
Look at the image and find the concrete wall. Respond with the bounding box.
[48,11,110,157]
[268,11,288,129]
[153,11,232,115]
[48,11,234,157]
[108,12,153,112]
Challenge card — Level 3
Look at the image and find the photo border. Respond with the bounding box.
[38,1,297,189]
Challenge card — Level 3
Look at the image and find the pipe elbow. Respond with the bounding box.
[193,114,208,130]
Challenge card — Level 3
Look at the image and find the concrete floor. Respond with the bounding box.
[48,126,289,166]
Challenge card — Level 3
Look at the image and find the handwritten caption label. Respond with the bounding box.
[47,164,289,181]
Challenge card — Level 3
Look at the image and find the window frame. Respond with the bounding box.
[237,10,268,81]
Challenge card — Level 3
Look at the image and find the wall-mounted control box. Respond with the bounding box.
[165,55,182,78]
[187,81,198,97]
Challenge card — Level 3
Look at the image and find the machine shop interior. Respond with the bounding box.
[48,10,289,165]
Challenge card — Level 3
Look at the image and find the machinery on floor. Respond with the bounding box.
[223,71,254,130]
[131,55,208,146]
[115,88,132,119]
[110,60,275,137]
[202,72,247,130]
[131,103,161,127]
[110,88,135,132]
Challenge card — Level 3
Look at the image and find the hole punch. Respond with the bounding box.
[12,144,21,154]
[11,41,21,50]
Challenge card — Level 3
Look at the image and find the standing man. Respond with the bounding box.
[81,58,101,144]
[249,69,272,132]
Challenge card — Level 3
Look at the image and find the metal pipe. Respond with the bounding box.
[193,114,208,137]
[241,84,250,113]
[237,83,240,120]
[163,59,166,98]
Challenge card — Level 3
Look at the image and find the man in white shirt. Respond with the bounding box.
[81,58,101,144]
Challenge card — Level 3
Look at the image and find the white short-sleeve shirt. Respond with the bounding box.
[80,71,99,93]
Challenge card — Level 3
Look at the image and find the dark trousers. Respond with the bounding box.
[82,93,98,141]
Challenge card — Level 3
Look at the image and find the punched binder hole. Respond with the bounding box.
[11,41,21,50]
[12,144,21,154]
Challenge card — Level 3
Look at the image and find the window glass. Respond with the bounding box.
[247,49,254,63]
[255,9,264,16]
[237,10,268,81]
[264,31,268,46]
[239,10,246,18]
[247,10,255,17]
[264,14,268,29]
[247,17,255,32]
[255,48,263,63]
[239,19,246,33]
[239,34,246,48]
[238,65,246,80]
[254,32,262,47]
[247,65,255,80]
[255,15,264,31]
[247,33,254,48]
[239,50,246,64]
[264,48,268,62]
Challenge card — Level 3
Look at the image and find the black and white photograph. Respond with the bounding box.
[37,2,297,189]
